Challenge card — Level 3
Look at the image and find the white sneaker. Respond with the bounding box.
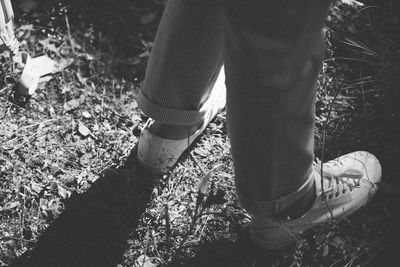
[137,72,226,173]
[250,151,382,250]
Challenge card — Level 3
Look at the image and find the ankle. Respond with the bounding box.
[276,180,316,220]
[148,120,203,140]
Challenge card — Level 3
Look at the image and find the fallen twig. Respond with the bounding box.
[17,118,60,131]
[65,14,75,54]
[20,186,26,244]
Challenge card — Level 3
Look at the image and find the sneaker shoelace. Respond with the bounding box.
[314,159,363,200]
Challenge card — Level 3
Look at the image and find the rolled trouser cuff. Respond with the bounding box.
[137,88,208,126]
[239,168,315,218]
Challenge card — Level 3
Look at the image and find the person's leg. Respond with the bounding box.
[223,0,331,217]
[137,0,226,172]
[137,0,224,130]
[224,1,382,250]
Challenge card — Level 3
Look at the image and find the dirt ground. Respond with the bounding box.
[1,0,400,266]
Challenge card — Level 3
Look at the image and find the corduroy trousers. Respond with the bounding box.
[137,0,331,216]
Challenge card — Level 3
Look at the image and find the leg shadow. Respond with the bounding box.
[174,236,280,267]
[10,146,156,267]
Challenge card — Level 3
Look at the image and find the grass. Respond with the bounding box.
[1,0,400,266]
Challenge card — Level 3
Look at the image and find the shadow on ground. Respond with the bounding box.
[7,149,400,267]
[9,147,155,267]
[172,238,281,267]
[7,145,281,267]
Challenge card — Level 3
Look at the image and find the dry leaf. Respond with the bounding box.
[64,99,80,112]
[77,121,91,137]
[16,53,72,97]
[31,181,42,194]
[39,39,61,57]
[61,85,71,94]
[16,53,40,95]
[135,255,159,267]
[54,57,73,72]
[198,171,211,194]
[81,111,92,119]
[2,201,20,211]
[80,153,92,166]
[30,55,57,77]
[57,184,71,199]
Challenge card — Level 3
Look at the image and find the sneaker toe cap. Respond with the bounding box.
[358,151,382,185]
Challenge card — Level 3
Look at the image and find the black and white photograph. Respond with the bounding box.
[0,0,399,266]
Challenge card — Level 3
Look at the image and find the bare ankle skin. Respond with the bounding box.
[148,120,203,140]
